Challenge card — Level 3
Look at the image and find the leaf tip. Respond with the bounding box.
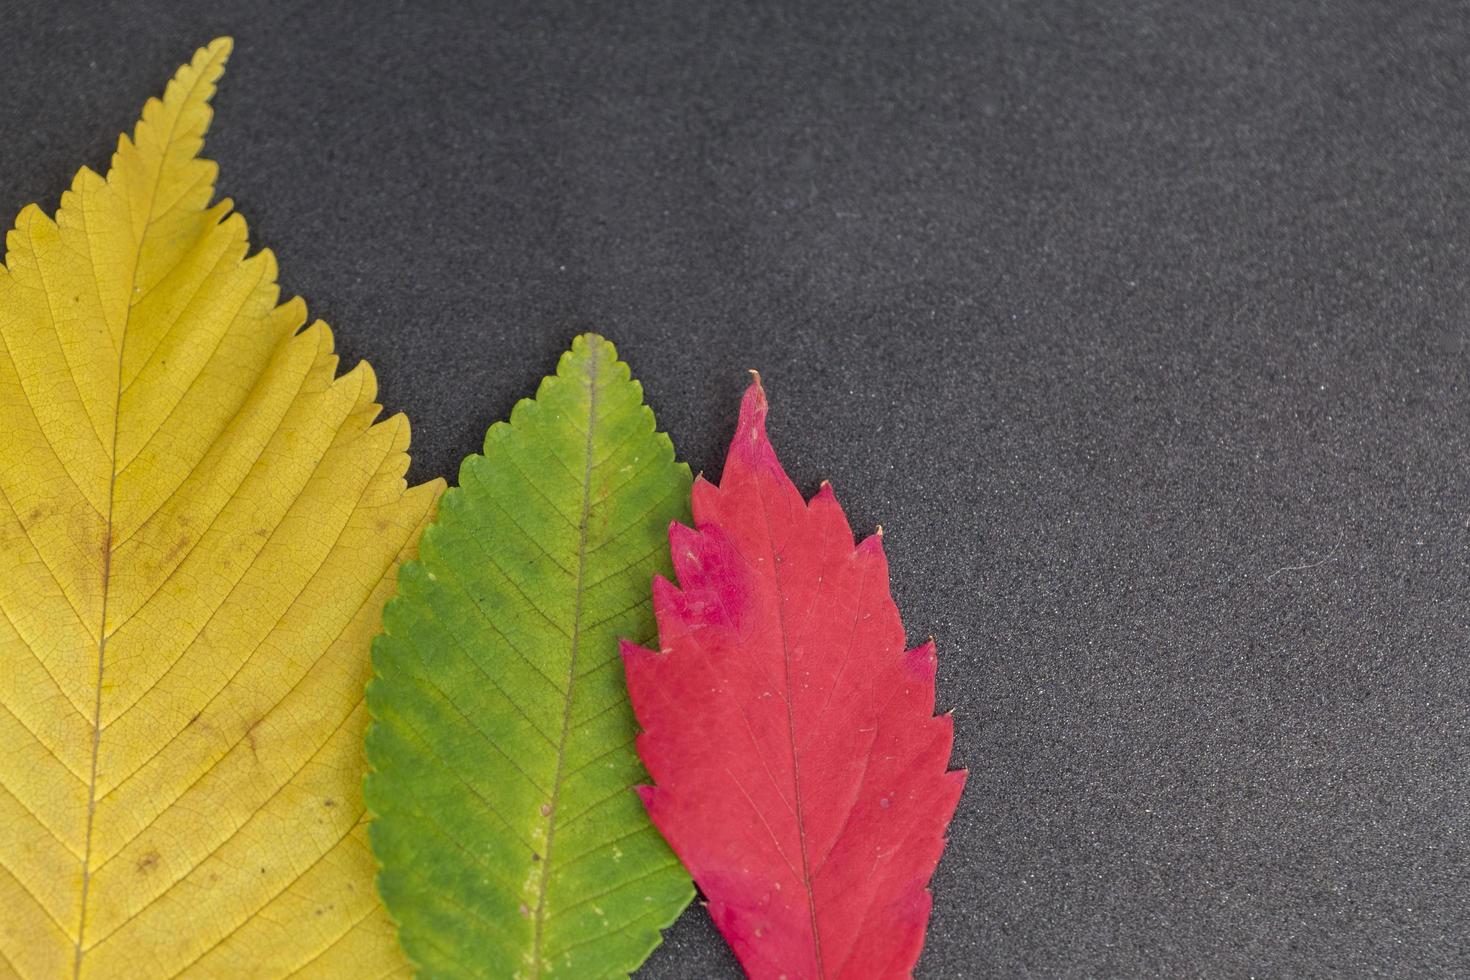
[571,331,615,362]
[743,368,767,407]
[736,373,769,447]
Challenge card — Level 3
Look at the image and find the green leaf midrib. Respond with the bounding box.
[529,343,600,979]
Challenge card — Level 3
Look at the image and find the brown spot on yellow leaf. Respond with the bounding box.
[243,718,263,757]
[163,533,192,564]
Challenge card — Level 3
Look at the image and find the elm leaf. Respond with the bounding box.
[367,334,694,978]
[0,39,441,977]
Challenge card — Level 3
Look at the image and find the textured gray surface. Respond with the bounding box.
[5,1,1470,976]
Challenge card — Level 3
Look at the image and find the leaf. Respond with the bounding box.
[0,39,442,978]
[622,376,967,980]
[365,333,696,978]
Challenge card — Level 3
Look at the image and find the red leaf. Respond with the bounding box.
[622,376,966,979]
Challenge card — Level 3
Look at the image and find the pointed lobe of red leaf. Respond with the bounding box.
[622,377,966,979]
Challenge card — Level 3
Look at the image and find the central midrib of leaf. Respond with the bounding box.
[72,64,211,978]
[74,325,123,980]
[528,351,601,977]
[756,479,827,979]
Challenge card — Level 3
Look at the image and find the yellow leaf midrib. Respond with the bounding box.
[71,43,228,979]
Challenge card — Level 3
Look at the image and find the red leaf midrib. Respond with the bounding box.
[755,475,828,980]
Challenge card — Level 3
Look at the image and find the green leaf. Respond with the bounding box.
[364,334,694,978]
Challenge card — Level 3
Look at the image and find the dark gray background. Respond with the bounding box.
[6,1,1470,976]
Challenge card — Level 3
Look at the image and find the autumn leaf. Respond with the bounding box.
[366,334,695,978]
[0,39,441,978]
[622,376,966,979]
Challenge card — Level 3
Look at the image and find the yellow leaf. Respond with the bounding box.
[0,38,442,978]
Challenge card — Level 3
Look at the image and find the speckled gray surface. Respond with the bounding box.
[6,1,1470,976]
